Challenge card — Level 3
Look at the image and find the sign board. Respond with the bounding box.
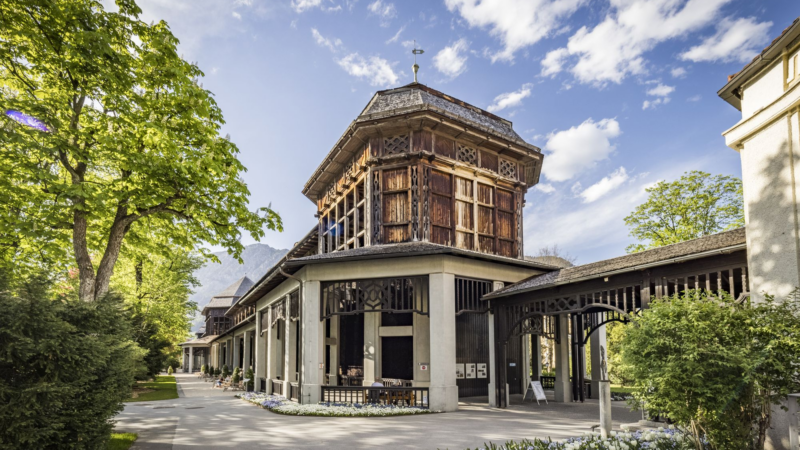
[419,364,428,371]
[524,380,548,404]
[477,363,487,379]
[456,363,465,379]
[466,363,476,379]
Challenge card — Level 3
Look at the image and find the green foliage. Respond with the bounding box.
[624,171,743,253]
[0,275,141,450]
[245,367,254,391]
[107,433,137,450]
[0,0,281,301]
[222,365,230,378]
[618,290,800,450]
[167,366,173,375]
[125,375,178,403]
[605,321,633,386]
[214,367,221,377]
[201,364,206,374]
[232,367,240,384]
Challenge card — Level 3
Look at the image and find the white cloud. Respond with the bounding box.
[642,97,670,110]
[445,0,587,62]
[681,17,772,63]
[337,53,399,86]
[542,118,621,182]
[541,48,569,77]
[312,28,342,52]
[401,40,415,49]
[433,39,469,78]
[646,83,675,97]
[535,183,555,194]
[670,67,687,78]
[368,0,396,26]
[687,94,702,102]
[542,0,737,85]
[291,0,324,13]
[579,167,629,203]
[386,26,405,44]
[487,83,532,112]
[232,11,242,19]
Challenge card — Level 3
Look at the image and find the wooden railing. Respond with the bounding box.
[320,386,429,408]
[232,305,256,327]
[271,379,283,396]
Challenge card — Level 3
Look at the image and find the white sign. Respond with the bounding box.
[456,363,465,379]
[477,363,487,379]
[524,380,548,404]
[419,364,428,371]
[466,363,476,379]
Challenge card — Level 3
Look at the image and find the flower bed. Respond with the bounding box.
[473,428,700,450]
[236,392,436,417]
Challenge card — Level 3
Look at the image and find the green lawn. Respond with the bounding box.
[108,433,137,450]
[125,375,178,402]
[611,385,635,395]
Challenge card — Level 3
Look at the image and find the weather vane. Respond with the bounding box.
[412,40,424,83]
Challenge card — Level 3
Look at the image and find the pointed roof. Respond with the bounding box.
[200,276,254,315]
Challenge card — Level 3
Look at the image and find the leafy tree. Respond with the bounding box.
[0,0,281,302]
[618,290,800,450]
[624,171,743,253]
[0,273,143,450]
[245,366,254,391]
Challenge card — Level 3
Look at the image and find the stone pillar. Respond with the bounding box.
[189,346,194,373]
[590,325,607,399]
[599,380,612,438]
[789,394,799,450]
[429,272,458,412]
[243,330,252,374]
[301,280,324,404]
[363,307,380,385]
[488,310,497,407]
[255,311,267,388]
[181,349,187,373]
[233,334,241,373]
[532,335,542,381]
[522,334,531,392]
[287,320,297,384]
[554,313,571,402]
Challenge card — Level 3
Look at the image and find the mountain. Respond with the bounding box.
[190,243,287,331]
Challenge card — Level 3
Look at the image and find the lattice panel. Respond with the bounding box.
[289,290,300,321]
[320,276,429,320]
[271,299,286,327]
[384,134,410,155]
[499,158,517,179]
[457,144,477,165]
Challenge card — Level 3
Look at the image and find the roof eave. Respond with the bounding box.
[484,243,748,300]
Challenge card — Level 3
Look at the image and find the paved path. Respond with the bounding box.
[115,374,641,449]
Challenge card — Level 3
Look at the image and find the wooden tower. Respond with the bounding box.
[303,83,543,259]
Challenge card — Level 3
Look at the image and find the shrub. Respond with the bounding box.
[231,367,240,385]
[0,275,141,449]
[245,367,254,391]
[222,364,230,378]
[167,366,173,375]
[618,290,800,450]
[201,364,206,375]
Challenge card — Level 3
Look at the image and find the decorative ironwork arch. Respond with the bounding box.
[505,312,558,343]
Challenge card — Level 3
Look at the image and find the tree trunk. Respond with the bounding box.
[73,209,96,302]
[93,208,131,301]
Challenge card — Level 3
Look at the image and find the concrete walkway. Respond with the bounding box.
[115,374,641,449]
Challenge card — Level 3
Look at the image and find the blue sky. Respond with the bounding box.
[125,0,797,265]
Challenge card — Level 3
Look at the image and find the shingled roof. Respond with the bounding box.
[286,240,559,270]
[484,227,747,300]
[200,276,254,315]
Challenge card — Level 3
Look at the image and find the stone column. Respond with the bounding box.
[599,380,612,437]
[243,330,252,374]
[429,272,458,412]
[532,335,542,381]
[554,313,571,402]
[189,346,194,373]
[255,311,267,388]
[181,349,187,373]
[789,394,799,450]
[363,307,380,385]
[590,324,607,399]
[287,320,297,385]
[522,334,531,393]
[413,309,431,386]
[233,334,241,373]
[301,280,324,404]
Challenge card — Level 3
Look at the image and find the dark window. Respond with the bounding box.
[381,311,413,327]
[381,336,413,380]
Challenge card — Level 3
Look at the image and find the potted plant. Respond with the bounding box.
[245,367,255,392]
[232,367,241,386]
[222,364,229,378]
[201,364,206,375]
[167,366,173,375]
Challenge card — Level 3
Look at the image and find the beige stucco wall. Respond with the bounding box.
[723,43,800,450]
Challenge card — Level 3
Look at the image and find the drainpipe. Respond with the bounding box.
[279,267,304,404]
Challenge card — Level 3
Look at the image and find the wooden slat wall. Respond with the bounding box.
[429,169,453,246]
[382,167,410,243]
